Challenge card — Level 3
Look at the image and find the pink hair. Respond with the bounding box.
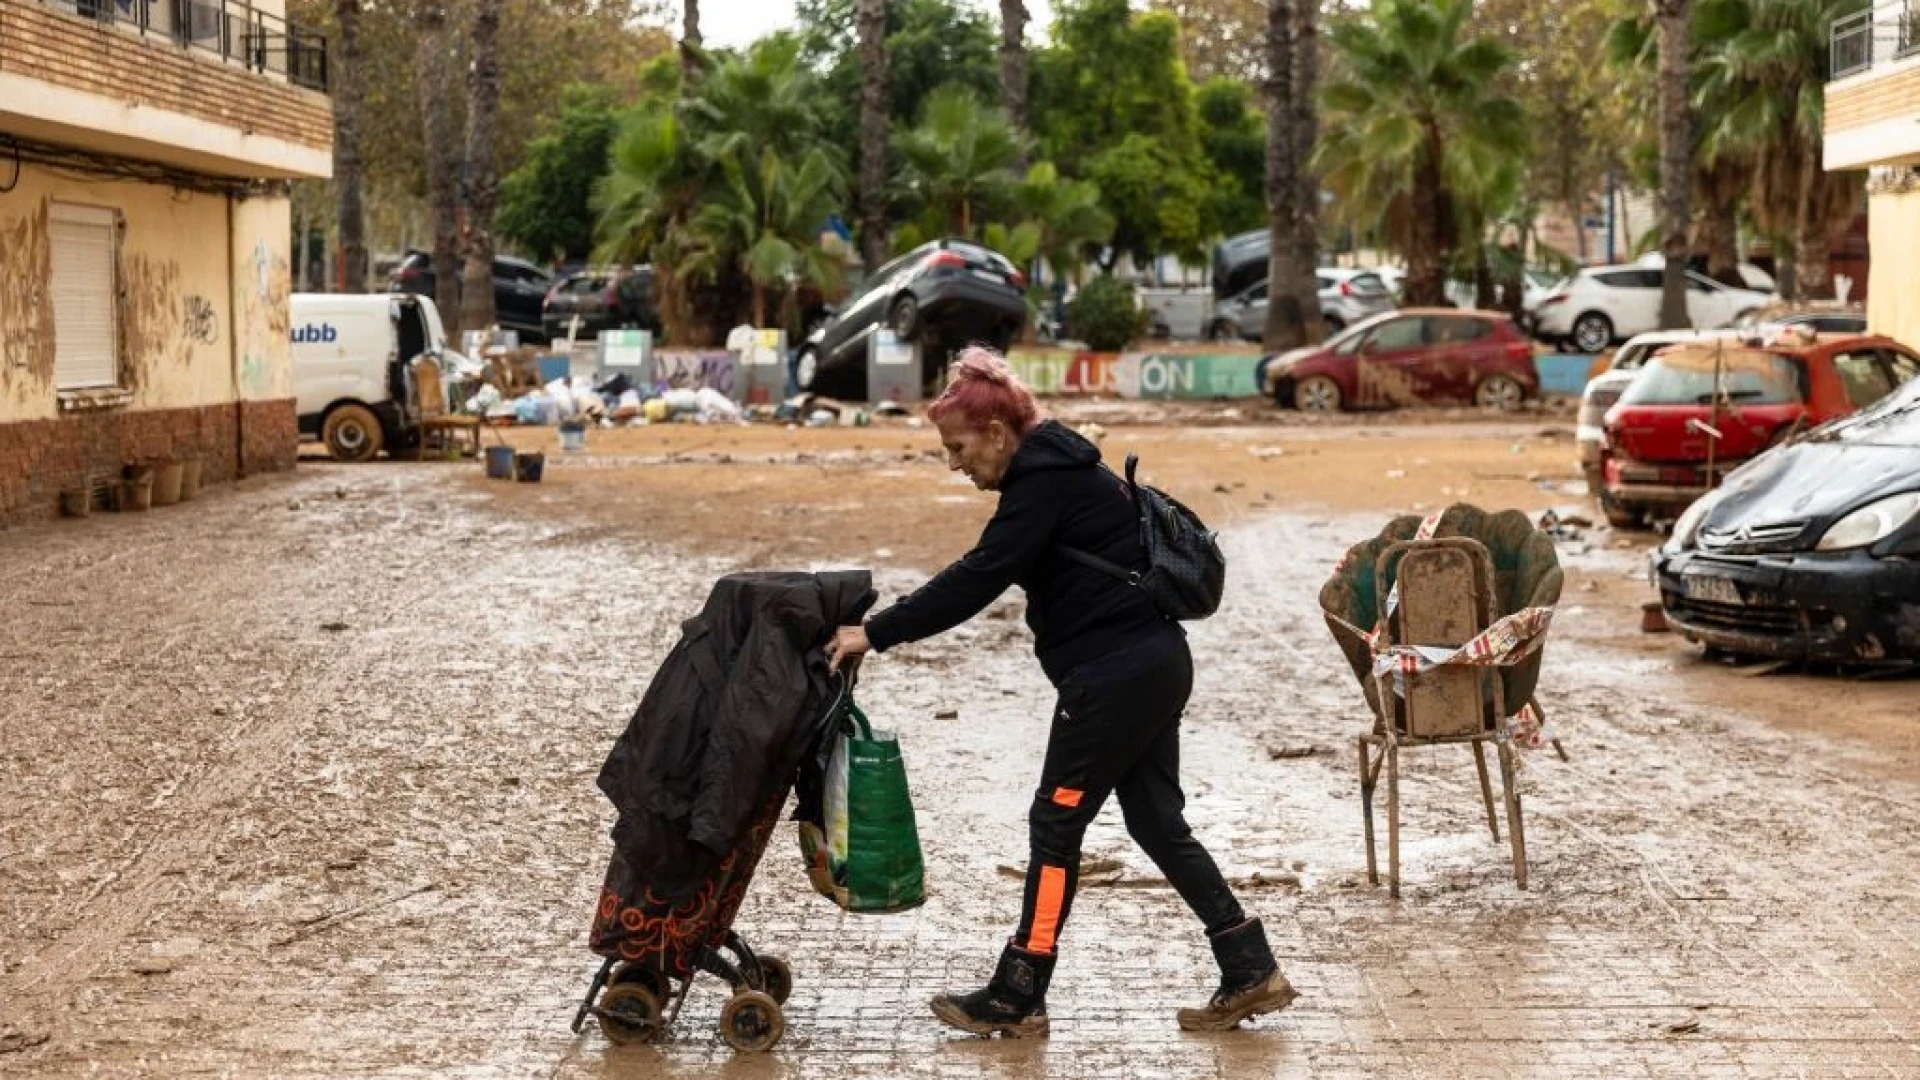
[926,346,1042,435]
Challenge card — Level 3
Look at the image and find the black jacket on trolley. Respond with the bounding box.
[597,570,876,900]
[864,420,1169,685]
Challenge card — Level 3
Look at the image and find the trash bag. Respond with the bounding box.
[797,699,925,912]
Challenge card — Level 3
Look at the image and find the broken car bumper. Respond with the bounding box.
[1653,548,1920,665]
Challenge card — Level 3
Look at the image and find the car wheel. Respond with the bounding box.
[1600,495,1645,531]
[322,404,384,463]
[791,346,818,393]
[1474,374,1525,411]
[1571,312,1613,353]
[889,294,920,340]
[1293,374,1343,413]
[1206,319,1236,342]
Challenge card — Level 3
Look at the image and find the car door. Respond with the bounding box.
[1235,281,1269,339]
[1612,269,1665,337]
[823,252,913,363]
[1424,315,1496,400]
[1353,315,1430,406]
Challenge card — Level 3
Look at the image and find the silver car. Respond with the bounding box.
[1207,270,1395,341]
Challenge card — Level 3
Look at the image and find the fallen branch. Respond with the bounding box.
[269,884,437,948]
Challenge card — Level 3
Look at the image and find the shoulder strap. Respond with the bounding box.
[1058,543,1141,584]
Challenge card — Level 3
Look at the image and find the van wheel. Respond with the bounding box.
[323,404,384,463]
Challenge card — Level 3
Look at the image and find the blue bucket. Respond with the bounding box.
[514,451,546,483]
[484,445,515,480]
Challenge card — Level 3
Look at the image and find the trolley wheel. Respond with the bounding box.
[597,982,663,1046]
[756,955,793,1005]
[718,989,785,1053]
[611,961,671,1000]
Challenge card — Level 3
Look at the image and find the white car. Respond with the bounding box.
[1375,266,1557,323]
[1533,264,1774,353]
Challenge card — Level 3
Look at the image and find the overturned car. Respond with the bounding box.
[1652,375,1920,666]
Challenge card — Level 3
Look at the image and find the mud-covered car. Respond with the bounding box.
[1652,375,1920,666]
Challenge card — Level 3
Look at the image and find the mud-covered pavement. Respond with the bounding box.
[3,415,1918,1078]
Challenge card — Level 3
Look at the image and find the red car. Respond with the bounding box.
[1260,309,1538,412]
[1600,334,1920,526]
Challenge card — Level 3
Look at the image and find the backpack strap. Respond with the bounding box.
[1058,452,1146,585]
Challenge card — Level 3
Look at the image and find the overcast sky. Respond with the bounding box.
[697,0,1059,50]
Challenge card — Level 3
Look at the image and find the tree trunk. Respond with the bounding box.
[418,0,463,346]
[681,0,701,82]
[1697,167,1742,287]
[999,0,1029,146]
[461,0,502,337]
[857,0,890,274]
[1474,239,1495,309]
[1655,0,1692,329]
[1285,0,1320,343]
[1262,0,1304,351]
[333,0,367,293]
[1405,126,1447,306]
[1794,157,1833,302]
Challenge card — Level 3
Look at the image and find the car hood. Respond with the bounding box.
[1702,441,1917,547]
[1269,346,1317,371]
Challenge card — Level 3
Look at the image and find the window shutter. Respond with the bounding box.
[50,204,119,391]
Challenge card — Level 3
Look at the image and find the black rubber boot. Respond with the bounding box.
[929,944,1055,1038]
[1176,917,1297,1031]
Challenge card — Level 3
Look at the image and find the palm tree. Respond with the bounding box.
[597,40,845,342]
[1264,0,1322,351]
[1652,0,1692,328]
[857,0,890,273]
[1317,0,1526,306]
[460,0,502,335]
[681,0,701,81]
[893,87,1027,237]
[333,0,367,292]
[1013,161,1112,282]
[1693,0,1867,301]
[682,146,847,329]
[416,0,463,342]
[1000,0,1030,142]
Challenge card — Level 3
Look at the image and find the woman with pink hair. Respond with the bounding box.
[828,347,1294,1038]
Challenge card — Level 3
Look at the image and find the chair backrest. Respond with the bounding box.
[412,355,446,421]
[1375,537,1500,740]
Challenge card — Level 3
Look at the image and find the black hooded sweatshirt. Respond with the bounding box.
[864,420,1171,685]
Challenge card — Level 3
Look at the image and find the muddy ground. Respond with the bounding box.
[2,403,1917,1078]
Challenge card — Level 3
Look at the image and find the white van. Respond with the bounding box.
[292,293,450,461]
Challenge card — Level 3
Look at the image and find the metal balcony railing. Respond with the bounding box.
[1832,1,1920,79]
[57,0,328,92]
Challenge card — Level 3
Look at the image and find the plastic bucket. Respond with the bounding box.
[485,445,515,480]
[120,469,154,513]
[513,451,545,483]
[59,489,91,518]
[558,421,587,453]
[151,461,185,507]
[179,458,203,501]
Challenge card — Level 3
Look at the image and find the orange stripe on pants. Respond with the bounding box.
[1051,787,1083,808]
[1026,864,1068,954]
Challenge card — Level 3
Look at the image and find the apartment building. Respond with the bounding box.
[1828,1,1920,348]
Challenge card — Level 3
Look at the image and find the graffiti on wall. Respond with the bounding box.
[121,252,196,396]
[652,350,737,396]
[0,207,55,395]
[1007,350,1262,399]
[235,238,291,398]
[182,295,219,345]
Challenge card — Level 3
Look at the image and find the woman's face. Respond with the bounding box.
[936,415,1017,491]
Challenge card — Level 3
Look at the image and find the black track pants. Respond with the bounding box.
[1011,630,1246,955]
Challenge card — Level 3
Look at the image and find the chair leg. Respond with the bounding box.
[1472,740,1500,843]
[1497,740,1528,890]
[1357,738,1378,886]
[1386,740,1401,900]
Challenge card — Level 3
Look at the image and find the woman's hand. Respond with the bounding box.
[827,624,870,673]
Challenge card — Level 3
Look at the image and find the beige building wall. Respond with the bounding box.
[1866,186,1920,352]
[0,163,294,423]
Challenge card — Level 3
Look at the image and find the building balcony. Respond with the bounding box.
[1827,2,1920,170]
[0,0,332,180]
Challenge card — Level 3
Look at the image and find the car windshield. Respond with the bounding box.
[1346,273,1387,294]
[1618,349,1805,406]
[1324,312,1395,352]
[1811,377,1920,446]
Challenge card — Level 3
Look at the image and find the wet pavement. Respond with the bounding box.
[3,450,1918,1078]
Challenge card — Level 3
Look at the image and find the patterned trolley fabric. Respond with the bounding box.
[589,795,786,976]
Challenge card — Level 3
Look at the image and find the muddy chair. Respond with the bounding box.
[1321,505,1562,898]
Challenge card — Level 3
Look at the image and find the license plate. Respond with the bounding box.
[970,268,1004,284]
[1683,574,1743,605]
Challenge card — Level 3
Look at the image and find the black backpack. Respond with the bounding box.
[1060,454,1226,621]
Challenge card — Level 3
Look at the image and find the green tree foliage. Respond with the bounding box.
[1149,0,1267,84]
[497,86,620,264]
[893,87,1028,238]
[1066,275,1147,351]
[595,39,847,343]
[1194,78,1267,237]
[1032,0,1217,267]
[1316,0,1527,305]
[796,0,1001,152]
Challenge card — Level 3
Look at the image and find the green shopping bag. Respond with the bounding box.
[798,699,926,912]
